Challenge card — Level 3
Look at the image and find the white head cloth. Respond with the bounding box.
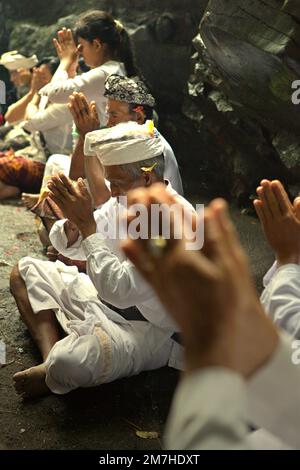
[0,51,38,71]
[84,120,164,166]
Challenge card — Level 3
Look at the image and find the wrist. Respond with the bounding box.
[276,254,299,267]
[78,218,96,240]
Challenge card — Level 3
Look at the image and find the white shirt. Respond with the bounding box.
[40,61,126,126]
[166,332,300,449]
[49,183,194,334]
[23,101,73,156]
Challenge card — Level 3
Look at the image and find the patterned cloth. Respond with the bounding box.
[104,74,156,107]
[0,155,45,193]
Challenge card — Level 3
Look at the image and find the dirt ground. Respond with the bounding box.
[0,198,274,450]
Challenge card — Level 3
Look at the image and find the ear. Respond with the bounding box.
[143,172,152,187]
[93,38,102,50]
[136,111,146,124]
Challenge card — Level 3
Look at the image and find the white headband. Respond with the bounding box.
[0,51,38,71]
[84,121,164,166]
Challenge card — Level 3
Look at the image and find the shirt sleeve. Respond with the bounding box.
[260,264,300,337]
[247,331,300,449]
[49,219,87,261]
[82,233,156,308]
[23,103,72,133]
[39,68,106,104]
[165,368,249,450]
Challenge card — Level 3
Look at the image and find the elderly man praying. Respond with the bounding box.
[10,120,194,398]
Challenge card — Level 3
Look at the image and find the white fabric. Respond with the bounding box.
[0,51,38,71]
[261,264,300,337]
[166,331,300,450]
[165,368,250,450]
[40,153,71,189]
[39,61,126,126]
[23,103,73,156]
[84,120,164,165]
[160,134,183,196]
[247,331,300,449]
[19,184,193,393]
[49,182,194,331]
[18,258,173,394]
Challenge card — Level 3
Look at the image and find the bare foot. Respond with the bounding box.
[21,193,39,209]
[13,364,50,399]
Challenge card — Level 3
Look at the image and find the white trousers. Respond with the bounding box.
[19,257,174,394]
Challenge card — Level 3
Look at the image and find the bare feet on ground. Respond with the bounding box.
[13,363,50,399]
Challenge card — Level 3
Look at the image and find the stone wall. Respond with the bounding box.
[180,0,300,201]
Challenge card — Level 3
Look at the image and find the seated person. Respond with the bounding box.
[123,184,300,449]
[10,121,193,399]
[0,57,73,200]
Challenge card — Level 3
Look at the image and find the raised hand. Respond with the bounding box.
[68,92,100,137]
[254,179,300,266]
[122,183,278,377]
[47,172,96,239]
[30,68,49,94]
[53,27,79,71]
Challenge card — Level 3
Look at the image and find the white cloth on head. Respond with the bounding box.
[39,60,126,126]
[0,51,38,70]
[84,120,164,166]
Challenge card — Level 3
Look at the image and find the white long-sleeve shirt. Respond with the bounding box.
[39,61,126,126]
[166,332,300,449]
[261,264,300,338]
[23,101,73,156]
[49,183,194,334]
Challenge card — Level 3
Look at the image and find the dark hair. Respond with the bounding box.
[129,103,154,120]
[36,56,59,76]
[74,10,137,77]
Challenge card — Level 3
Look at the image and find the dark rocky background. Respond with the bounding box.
[1,0,300,202]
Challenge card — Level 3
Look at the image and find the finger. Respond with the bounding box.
[66,28,73,42]
[47,188,64,207]
[271,180,293,215]
[57,172,78,196]
[211,199,248,270]
[74,92,90,116]
[47,176,71,199]
[77,178,90,197]
[294,197,300,220]
[52,38,61,54]
[256,185,273,221]
[260,179,281,218]
[253,199,268,227]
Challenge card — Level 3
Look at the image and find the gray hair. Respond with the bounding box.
[119,154,165,180]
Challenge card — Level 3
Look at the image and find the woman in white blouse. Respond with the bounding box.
[40,10,138,125]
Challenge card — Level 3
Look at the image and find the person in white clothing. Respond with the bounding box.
[122,184,300,449]
[21,10,137,210]
[0,58,73,200]
[40,10,137,124]
[9,121,194,399]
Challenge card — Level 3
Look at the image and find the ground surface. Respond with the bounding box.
[0,198,273,450]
